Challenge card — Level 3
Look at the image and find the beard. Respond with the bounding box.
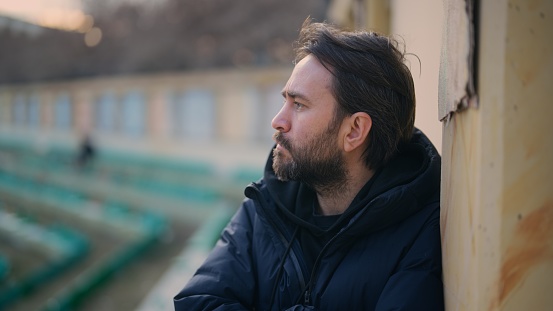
[272,123,347,191]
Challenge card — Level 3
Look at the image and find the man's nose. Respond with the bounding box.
[271,105,291,133]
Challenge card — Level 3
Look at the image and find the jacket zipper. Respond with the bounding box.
[300,224,354,305]
[274,228,306,290]
[247,185,307,291]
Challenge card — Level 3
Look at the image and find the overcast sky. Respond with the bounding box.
[0,0,167,33]
[0,0,162,24]
[0,0,82,21]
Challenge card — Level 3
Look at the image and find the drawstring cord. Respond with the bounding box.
[268,225,300,310]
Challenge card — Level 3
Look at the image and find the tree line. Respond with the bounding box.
[0,0,326,84]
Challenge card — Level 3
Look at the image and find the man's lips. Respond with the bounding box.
[273,132,292,156]
[274,143,290,157]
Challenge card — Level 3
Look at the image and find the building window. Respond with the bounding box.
[0,91,7,127]
[54,92,72,130]
[166,90,180,137]
[12,93,26,126]
[95,91,117,132]
[243,86,262,142]
[121,90,146,137]
[28,94,40,128]
[262,84,283,141]
[172,89,216,140]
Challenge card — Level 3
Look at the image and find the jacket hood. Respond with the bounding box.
[258,128,441,236]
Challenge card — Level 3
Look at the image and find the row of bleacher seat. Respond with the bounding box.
[0,171,168,310]
[0,206,89,309]
[0,137,260,206]
[0,136,253,310]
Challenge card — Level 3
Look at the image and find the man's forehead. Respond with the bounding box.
[283,55,333,99]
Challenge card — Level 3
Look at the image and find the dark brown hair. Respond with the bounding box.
[295,19,416,170]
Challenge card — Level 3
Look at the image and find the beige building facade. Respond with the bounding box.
[0,66,293,172]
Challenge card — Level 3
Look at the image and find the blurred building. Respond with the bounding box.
[0,66,291,172]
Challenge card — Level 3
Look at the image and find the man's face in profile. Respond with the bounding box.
[271,55,346,189]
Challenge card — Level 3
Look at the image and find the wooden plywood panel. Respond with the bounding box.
[441,0,553,310]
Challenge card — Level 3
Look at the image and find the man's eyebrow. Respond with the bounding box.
[281,90,310,103]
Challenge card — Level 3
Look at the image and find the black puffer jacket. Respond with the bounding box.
[174,129,444,311]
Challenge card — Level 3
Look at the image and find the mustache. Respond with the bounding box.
[273,132,292,150]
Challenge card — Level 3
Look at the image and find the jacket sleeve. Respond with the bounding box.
[174,201,256,311]
[374,207,445,311]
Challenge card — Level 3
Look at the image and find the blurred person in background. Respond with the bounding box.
[75,133,96,170]
[174,19,443,311]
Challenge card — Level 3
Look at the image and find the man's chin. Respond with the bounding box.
[272,158,291,181]
[272,168,288,181]
[273,147,290,163]
[275,175,289,182]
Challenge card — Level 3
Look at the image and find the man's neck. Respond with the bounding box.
[315,164,374,216]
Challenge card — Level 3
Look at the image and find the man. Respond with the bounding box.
[174,20,444,310]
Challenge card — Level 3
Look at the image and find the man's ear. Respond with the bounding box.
[343,112,372,153]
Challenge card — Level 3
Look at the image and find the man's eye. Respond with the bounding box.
[294,102,304,110]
